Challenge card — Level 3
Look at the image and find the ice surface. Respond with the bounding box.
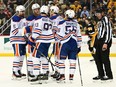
[0,57,116,87]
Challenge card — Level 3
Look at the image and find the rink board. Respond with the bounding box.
[0,36,116,57]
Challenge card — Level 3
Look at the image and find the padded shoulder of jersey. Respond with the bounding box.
[58,20,65,25]
[35,15,48,20]
[50,15,59,20]
[12,15,21,22]
[26,15,36,21]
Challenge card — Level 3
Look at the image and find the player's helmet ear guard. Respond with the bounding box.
[50,6,59,14]
[32,3,40,10]
[16,5,25,12]
[65,9,75,18]
[40,5,49,14]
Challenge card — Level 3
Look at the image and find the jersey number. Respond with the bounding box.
[65,26,77,34]
[44,23,52,30]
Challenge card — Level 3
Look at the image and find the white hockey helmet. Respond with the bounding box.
[16,5,25,12]
[65,9,75,18]
[50,6,59,13]
[40,5,49,14]
[32,3,40,10]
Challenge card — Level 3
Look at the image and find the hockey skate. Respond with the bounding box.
[12,71,22,80]
[41,72,49,84]
[69,74,74,83]
[51,71,60,79]
[18,70,26,79]
[30,74,43,84]
[90,59,94,62]
[28,71,35,81]
[56,74,65,83]
[41,74,48,80]
[28,71,35,77]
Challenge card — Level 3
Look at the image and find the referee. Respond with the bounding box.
[93,8,113,81]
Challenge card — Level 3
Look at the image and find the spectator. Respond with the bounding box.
[7,0,17,14]
[3,7,12,19]
[70,1,82,13]
[107,0,116,9]
[110,7,116,37]
[78,14,87,32]
[80,6,90,17]
[0,1,6,9]
[16,0,23,5]
[76,7,82,19]
[68,0,75,3]
[53,0,59,6]
[0,8,6,27]
[3,0,8,6]
[80,0,90,10]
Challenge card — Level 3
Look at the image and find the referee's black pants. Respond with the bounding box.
[94,39,113,78]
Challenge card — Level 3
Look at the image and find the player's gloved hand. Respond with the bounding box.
[28,36,35,47]
[89,47,93,52]
[52,26,58,33]
[54,35,60,43]
[24,33,31,41]
[77,47,81,53]
[22,26,32,36]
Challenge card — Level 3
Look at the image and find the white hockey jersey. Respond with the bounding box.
[56,19,82,47]
[10,15,27,44]
[50,14,63,32]
[24,15,37,34]
[26,14,37,27]
[32,15,55,43]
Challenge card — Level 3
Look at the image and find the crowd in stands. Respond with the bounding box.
[0,0,116,37]
[0,0,26,27]
[43,0,116,36]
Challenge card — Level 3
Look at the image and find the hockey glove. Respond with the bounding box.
[28,36,35,47]
[89,47,93,52]
[77,47,81,53]
[22,26,32,36]
[24,33,31,41]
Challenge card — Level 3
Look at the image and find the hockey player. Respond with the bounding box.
[10,5,27,79]
[25,3,40,78]
[85,17,98,61]
[55,9,82,82]
[28,5,55,82]
[50,5,63,78]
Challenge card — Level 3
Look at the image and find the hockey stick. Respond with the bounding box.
[48,49,54,71]
[24,35,55,71]
[77,55,83,86]
[32,45,55,71]
[25,52,30,81]
[48,43,54,62]
[48,46,55,71]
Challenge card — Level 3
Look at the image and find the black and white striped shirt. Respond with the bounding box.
[97,16,112,43]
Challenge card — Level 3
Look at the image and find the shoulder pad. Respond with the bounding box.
[59,20,65,25]
[26,15,36,21]
[12,15,21,22]
[50,15,59,20]
[35,15,42,20]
